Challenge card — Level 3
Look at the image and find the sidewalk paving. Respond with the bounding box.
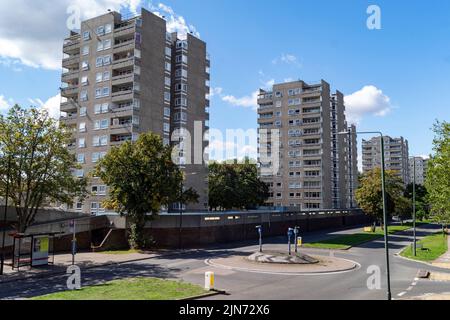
[431,236,450,270]
[0,250,183,284]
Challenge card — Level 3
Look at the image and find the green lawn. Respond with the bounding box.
[400,233,448,262]
[303,224,419,250]
[32,277,208,300]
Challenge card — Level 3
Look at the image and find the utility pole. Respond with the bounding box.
[413,158,417,256]
[0,157,12,275]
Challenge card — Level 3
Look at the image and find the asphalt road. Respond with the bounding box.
[0,223,448,300]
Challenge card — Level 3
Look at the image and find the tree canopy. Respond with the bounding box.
[0,105,87,233]
[94,132,198,248]
[425,121,450,226]
[355,168,408,224]
[209,160,269,211]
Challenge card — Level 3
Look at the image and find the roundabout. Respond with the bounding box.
[205,251,360,276]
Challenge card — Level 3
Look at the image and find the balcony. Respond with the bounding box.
[112,57,135,70]
[60,113,78,125]
[111,89,135,103]
[61,85,79,98]
[113,39,135,54]
[63,38,81,54]
[60,101,78,113]
[111,73,135,86]
[62,69,79,82]
[114,22,136,38]
[62,54,80,68]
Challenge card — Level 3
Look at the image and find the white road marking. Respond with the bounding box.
[397,292,407,297]
[406,286,414,291]
[412,282,417,286]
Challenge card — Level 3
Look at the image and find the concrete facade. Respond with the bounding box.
[257,80,357,210]
[60,9,209,214]
[362,136,410,185]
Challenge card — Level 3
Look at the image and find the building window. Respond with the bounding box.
[81,61,89,70]
[96,26,105,36]
[75,169,84,178]
[164,92,171,102]
[80,90,88,101]
[100,135,108,146]
[165,62,171,71]
[165,77,171,87]
[105,24,112,34]
[77,154,85,164]
[82,45,89,56]
[78,138,86,148]
[96,57,103,67]
[79,107,87,117]
[79,122,86,133]
[164,107,170,117]
[75,202,83,211]
[165,47,172,57]
[163,123,170,133]
[81,76,88,86]
[175,69,188,78]
[83,31,90,41]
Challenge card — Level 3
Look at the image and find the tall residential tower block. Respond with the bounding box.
[60,9,210,214]
[257,80,358,210]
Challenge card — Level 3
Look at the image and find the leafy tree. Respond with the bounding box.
[425,121,450,233]
[355,168,406,225]
[94,132,198,249]
[0,105,87,233]
[404,183,430,221]
[208,160,269,211]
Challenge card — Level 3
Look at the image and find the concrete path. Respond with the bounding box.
[431,236,450,269]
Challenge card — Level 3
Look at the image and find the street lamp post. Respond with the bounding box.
[178,171,198,250]
[1,157,11,276]
[339,130,392,301]
[412,158,417,256]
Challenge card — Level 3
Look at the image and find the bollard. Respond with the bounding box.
[297,237,303,247]
[205,272,215,290]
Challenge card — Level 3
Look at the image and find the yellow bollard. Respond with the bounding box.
[297,237,303,247]
[205,272,215,290]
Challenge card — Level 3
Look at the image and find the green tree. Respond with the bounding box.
[404,183,430,221]
[355,168,406,225]
[208,160,269,211]
[425,121,450,233]
[94,132,198,249]
[0,105,87,233]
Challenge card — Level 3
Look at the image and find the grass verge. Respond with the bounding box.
[400,233,448,262]
[31,277,208,300]
[303,224,421,250]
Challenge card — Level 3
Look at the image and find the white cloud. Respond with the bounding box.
[273,53,302,68]
[222,79,274,111]
[209,87,223,98]
[29,94,61,119]
[222,92,259,110]
[0,1,198,70]
[344,85,393,124]
[0,95,11,112]
[149,2,200,38]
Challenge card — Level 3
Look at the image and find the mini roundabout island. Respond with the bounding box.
[206,249,359,275]
[206,228,359,275]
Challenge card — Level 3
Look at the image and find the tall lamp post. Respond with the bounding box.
[411,157,417,256]
[178,171,198,250]
[1,157,11,276]
[339,130,392,301]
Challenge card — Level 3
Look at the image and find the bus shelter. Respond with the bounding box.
[10,232,61,270]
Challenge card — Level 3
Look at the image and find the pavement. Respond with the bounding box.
[0,223,449,300]
[431,236,450,269]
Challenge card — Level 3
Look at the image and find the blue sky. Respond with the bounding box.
[0,0,449,161]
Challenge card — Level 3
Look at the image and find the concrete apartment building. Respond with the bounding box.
[60,9,210,214]
[409,156,429,186]
[257,80,358,210]
[362,136,410,184]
